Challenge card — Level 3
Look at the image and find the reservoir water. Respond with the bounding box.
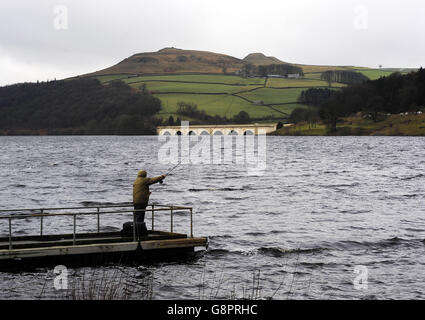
[1,136,425,299]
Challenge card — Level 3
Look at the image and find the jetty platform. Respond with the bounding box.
[0,204,208,269]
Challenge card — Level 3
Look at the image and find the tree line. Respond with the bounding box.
[241,63,304,77]
[320,70,369,86]
[298,88,336,105]
[0,78,162,135]
[292,68,425,132]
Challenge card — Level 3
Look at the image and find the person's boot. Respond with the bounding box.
[137,222,148,237]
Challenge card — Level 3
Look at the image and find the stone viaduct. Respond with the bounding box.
[157,123,278,136]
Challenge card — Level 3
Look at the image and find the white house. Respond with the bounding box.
[267,74,285,78]
[287,74,301,79]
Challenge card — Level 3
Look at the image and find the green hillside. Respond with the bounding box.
[80,48,413,123]
[243,53,287,65]
[90,70,405,122]
[92,73,341,121]
[84,48,246,76]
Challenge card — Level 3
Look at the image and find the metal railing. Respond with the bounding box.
[0,203,194,250]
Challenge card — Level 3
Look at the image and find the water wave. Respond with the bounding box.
[11,184,26,188]
[80,201,132,207]
[189,187,245,192]
[320,237,424,251]
[208,234,234,240]
[258,247,324,257]
[245,231,267,236]
[206,237,425,259]
[399,174,424,181]
[224,197,249,201]
[322,182,360,188]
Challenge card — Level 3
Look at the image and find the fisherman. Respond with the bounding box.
[133,170,166,233]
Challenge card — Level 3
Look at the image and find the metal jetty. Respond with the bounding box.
[0,204,208,269]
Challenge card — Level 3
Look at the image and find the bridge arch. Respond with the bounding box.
[213,130,224,135]
[176,131,182,136]
[160,129,172,136]
[244,130,254,135]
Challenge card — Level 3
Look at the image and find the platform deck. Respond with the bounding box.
[0,204,208,268]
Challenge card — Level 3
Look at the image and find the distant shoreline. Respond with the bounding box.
[270,113,425,136]
[3,114,425,137]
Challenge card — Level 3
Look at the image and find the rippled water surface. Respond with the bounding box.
[1,136,425,299]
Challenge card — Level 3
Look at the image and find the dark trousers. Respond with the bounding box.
[134,203,147,224]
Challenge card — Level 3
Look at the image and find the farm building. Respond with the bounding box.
[287,73,301,79]
[267,74,285,78]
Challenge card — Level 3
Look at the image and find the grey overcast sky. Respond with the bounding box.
[0,0,424,85]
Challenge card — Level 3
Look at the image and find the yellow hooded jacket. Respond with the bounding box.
[133,170,165,205]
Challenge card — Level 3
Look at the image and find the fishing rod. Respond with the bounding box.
[159,161,181,184]
[165,162,181,175]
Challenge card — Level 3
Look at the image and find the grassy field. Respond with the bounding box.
[94,74,132,83]
[92,74,316,120]
[123,74,265,85]
[304,67,409,82]
[348,67,396,80]
[238,87,305,104]
[89,70,401,122]
[155,93,295,118]
[302,73,323,80]
[266,77,345,88]
[294,64,349,73]
[127,81,260,94]
[273,113,425,136]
